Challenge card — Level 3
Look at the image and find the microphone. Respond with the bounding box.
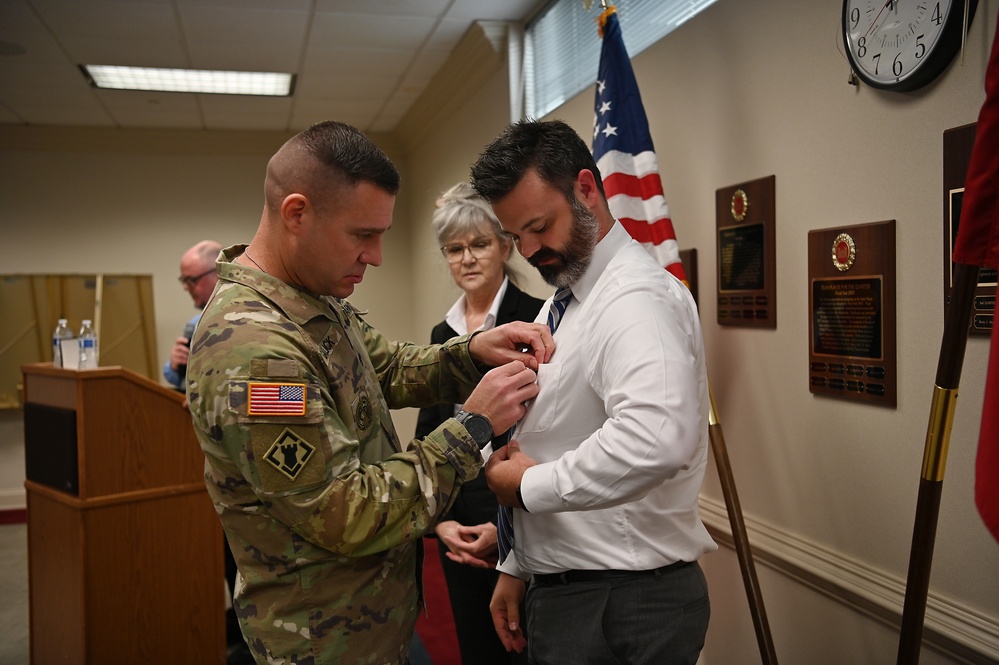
[177,320,197,381]
[182,320,197,347]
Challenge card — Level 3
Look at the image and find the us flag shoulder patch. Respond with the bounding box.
[248,382,306,416]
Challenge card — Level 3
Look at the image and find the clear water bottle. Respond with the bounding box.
[52,318,73,367]
[78,319,98,369]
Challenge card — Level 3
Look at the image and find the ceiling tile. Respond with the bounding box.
[201,95,294,131]
[178,5,309,44]
[10,102,115,127]
[294,73,398,101]
[443,0,540,21]
[314,0,450,18]
[300,48,412,78]
[186,41,301,72]
[177,0,311,10]
[309,12,437,51]
[32,0,181,40]
[61,36,189,67]
[0,1,59,47]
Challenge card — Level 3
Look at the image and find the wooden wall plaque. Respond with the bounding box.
[943,122,996,335]
[808,220,897,407]
[716,175,776,328]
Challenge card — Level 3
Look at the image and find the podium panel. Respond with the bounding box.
[21,363,225,665]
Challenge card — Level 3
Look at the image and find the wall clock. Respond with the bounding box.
[842,0,978,91]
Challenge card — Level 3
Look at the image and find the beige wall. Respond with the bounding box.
[1,0,997,661]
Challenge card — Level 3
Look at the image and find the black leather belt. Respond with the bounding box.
[532,561,691,586]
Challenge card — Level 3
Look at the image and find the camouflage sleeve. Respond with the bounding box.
[356,313,483,410]
[190,314,482,558]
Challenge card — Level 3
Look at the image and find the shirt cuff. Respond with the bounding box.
[496,548,529,580]
[518,461,562,514]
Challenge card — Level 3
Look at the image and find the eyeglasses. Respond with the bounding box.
[178,268,214,287]
[441,238,494,264]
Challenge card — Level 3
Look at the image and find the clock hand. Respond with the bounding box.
[863,0,896,41]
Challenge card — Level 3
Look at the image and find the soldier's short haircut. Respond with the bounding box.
[295,120,400,196]
[470,119,606,205]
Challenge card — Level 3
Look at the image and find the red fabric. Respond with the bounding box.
[0,509,27,525]
[414,537,461,665]
[953,13,999,544]
[980,332,999,543]
[953,14,999,269]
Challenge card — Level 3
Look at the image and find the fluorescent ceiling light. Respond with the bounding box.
[80,65,294,96]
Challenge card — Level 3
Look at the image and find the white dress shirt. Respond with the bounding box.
[498,222,717,579]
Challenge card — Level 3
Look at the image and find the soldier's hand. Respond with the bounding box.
[469,322,553,370]
[462,361,538,435]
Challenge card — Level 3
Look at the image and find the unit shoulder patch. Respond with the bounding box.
[263,428,316,480]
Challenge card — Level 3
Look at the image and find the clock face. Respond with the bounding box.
[842,0,978,91]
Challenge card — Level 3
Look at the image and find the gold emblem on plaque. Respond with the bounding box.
[832,233,856,272]
[731,189,749,222]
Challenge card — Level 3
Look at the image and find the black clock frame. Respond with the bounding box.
[842,0,979,92]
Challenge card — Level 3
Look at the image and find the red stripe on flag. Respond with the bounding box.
[603,171,665,200]
[665,262,686,283]
[619,217,678,245]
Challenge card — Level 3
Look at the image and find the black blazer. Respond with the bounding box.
[416,281,545,527]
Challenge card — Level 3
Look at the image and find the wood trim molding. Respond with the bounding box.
[699,496,999,664]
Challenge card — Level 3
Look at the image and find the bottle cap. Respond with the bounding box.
[82,319,92,325]
[58,318,67,324]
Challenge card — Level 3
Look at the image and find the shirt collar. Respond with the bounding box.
[568,221,631,304]
[445,276,510,335]
[217,244,341,326]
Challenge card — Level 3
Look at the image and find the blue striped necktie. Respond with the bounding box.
[496,287,573,564]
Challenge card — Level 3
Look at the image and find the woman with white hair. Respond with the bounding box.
[416,182,542,664]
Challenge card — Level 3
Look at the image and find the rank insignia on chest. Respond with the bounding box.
[247,382,306,416]
[263,428,316,480]
[354,393,373,432]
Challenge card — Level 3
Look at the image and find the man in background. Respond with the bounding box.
[473,119,716,665]
[163,239,251,662]
[164,239,221,391]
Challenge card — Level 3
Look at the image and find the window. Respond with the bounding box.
[525,0,719,119]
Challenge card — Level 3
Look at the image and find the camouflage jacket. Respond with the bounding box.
[187,245,484,665]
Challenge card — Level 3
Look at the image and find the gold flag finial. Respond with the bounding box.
[597,4,617,37]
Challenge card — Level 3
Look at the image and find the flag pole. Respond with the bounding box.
[896,261,980,665]
[590,4,778,661]
[708,386,780,665]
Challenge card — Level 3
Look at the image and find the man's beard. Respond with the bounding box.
[528,197,599,288]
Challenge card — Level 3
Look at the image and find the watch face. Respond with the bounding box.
[457,412,492,443]
[842,0,977,91]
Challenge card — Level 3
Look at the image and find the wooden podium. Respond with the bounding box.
[21,363,225,665]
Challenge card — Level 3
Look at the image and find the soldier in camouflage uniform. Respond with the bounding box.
[187,121,551,665]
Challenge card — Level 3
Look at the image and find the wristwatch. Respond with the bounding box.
[454,410,493,446]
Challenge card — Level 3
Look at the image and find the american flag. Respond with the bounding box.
[592,7,686,284]
[248,383,306,416]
